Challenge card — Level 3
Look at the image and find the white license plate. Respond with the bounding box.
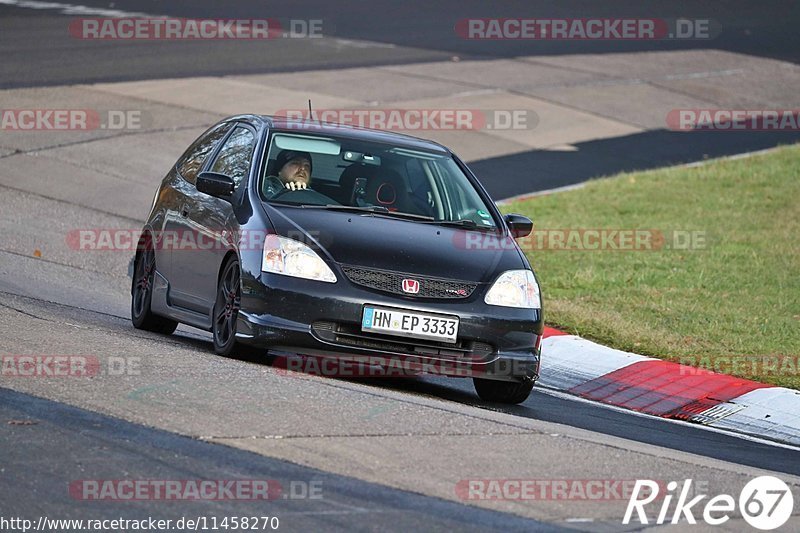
[361,306,459,343]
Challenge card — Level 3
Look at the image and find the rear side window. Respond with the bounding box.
[210,126,256,188]
[176,122,232,184]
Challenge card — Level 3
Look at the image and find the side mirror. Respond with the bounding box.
[504,213,533,238]
[196,171,235,199]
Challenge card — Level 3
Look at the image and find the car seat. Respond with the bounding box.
[338,163,379,205]
[364,168,413,212]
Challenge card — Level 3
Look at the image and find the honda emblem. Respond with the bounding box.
[402,278,420,294]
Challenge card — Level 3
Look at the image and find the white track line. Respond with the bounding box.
[0,0,156,17]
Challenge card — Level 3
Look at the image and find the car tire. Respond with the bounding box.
[131,236,179,335]
[212,256,242,357]
[473,378,534,404]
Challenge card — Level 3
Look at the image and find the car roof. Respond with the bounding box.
[224,114,451,155]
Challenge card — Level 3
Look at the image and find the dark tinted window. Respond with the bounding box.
[260,133,496,227]
[210,126,256,188]
[176,122,232,184]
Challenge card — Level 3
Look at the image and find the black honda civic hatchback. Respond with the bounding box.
[132,115,543,403]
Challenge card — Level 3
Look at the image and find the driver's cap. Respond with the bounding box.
[275,150,313,174]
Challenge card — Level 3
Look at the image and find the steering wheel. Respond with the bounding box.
[263,176,284,197]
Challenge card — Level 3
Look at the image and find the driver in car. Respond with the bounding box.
[264,150,313,196]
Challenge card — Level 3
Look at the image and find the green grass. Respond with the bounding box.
[503,145,800,388]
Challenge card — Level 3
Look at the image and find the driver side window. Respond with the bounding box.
[177,122,232,184]
[209,126,256,190]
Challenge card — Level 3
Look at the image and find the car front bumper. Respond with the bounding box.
[235,270,542,382]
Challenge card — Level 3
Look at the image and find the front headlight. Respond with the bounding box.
[484,270,541,309]
[262,234,337,283]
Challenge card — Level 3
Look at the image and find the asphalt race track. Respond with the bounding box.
[2,0,800,88]
[3,0,800,198]
[1,2,799,531]
[1,388,561,532]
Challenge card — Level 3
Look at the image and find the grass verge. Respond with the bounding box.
[502,145,800,388]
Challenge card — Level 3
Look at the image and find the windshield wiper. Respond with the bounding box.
[421,219,498,232]
[269,203,387,211]
[307,204,389,213]
[302,205,434,221]
[268,200,307,206]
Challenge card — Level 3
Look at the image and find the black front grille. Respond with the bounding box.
[311,321,494,360]
[341,265,477,299]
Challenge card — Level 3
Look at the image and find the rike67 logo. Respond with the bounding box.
[624,477,794,530]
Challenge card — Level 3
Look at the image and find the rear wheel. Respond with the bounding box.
[131,237,178,334]
[473,378,534,404]
[212,257,242,356]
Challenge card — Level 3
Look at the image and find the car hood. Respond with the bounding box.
[265,205,526,283]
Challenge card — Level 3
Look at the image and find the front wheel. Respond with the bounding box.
[131,237,178,334]
[212,257,242,356]
[473,378,534,404]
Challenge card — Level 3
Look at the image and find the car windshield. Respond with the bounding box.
[260,131,498,229]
